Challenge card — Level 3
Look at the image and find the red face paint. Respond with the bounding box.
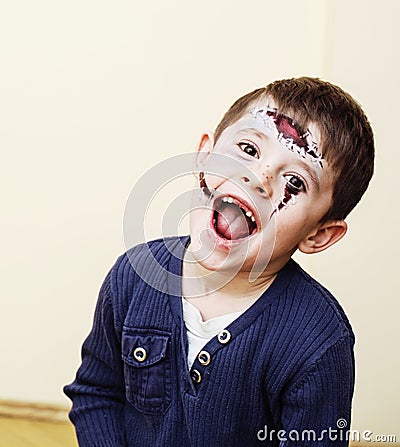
[277,185,299,211]
[252,106,323,168]
[273,113,307,148]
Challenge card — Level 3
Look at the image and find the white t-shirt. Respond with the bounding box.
[182,298,245,369]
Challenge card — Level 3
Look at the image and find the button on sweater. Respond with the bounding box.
[64,236,355,446]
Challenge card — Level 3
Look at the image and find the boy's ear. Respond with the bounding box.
[195,132,214,171]
[298,220,348,254]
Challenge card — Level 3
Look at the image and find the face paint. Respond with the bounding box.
[275,184,298,214]
[251,106,323,169]
[199,171,212,198]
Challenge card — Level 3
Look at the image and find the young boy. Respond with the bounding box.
[64,77,374,446]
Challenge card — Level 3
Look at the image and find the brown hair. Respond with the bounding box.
[214,77,375,222]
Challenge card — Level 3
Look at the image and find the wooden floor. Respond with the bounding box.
[0,417,78,447]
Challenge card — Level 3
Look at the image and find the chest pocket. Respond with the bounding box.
[122,327,171,414]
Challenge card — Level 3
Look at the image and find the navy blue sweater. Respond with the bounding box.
[64,236,355,446]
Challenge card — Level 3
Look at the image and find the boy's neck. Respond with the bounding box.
[181,246,279,320]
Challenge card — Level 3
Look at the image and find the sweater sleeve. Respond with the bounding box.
[64,271,127,447]
[278,335,355,447]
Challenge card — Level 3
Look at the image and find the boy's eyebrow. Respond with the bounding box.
[237,127,321,191]
[237,127,268,141]
[297,159,321,192]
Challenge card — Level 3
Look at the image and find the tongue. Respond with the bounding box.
[215,203,251,240]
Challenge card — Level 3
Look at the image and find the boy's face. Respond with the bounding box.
[189,100,345,279]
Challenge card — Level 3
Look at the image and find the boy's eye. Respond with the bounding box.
[238,141,259,158]
[284,174,305,194]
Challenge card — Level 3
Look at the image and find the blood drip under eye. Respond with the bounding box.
[277,184,299,211]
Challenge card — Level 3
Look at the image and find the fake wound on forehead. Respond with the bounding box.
[250,106,324,169]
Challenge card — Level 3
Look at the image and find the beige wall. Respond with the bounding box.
[294,0,400,438]
[1,0,398,439]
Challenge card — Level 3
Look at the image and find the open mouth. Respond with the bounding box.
[212,195,258,241]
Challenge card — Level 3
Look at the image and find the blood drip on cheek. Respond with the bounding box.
[199,172,213,201]
[277,186,298,211]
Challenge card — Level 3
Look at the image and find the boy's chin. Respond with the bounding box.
[187,226,276,277]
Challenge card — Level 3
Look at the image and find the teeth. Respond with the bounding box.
[245,210,256,222]
[221,196,257,224]
[222,196,234,204]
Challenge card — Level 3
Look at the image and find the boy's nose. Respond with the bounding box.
[241,172,273,199]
